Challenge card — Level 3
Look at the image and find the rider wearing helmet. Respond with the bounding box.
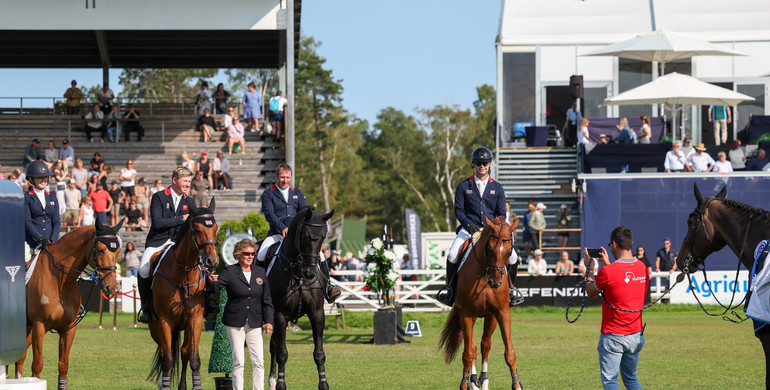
[436,147,519,306]
[24,160,61,253]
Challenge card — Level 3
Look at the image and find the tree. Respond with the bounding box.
[207,290,232,376]
[224,69,279,106]
[118,68,218,102]
[473,84,496,147]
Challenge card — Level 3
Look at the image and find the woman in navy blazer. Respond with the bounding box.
[211,239,274,390]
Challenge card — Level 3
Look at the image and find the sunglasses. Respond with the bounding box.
[474,161,490,167]
[241,252,256,257]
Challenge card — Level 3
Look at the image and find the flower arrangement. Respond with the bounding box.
[362,237,399,307]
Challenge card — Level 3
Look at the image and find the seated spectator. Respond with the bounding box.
[151,179,164,195]
[84,104,107,143]
[527,249,547,277]
[555,251,574,275]
[24,138,42,168]
[59,139,75,171]
[124,242,143,277]
[578,255,599,277]
[681,138,695,159]
[196,151,214,190]
[51,160,68,184]
[135,178,150,225]
[729,140,746,171]
[125,201,144,231]
[195,81,212,115]
[213,83,231,115]
[637,115,651,144]
[599,134,611,144]
[123,104,144,142]
[106,106,121,143]
[227,116,246,154]
[44,141,59,166]
[88,152,105,178]
[197,108,216,143]
[223,107,235,142]
[614,117,632,144]
[635,246,653,277]
[96,83,115,113]
[63,179,82,226]
[108,181,125,226]
[63,80,83,115]
[664,142,686,173]
[181,151,195,171]
[712,151,733,173]
[71,158,89,197]
[685,143,714,172]
[213,151,231,190]
[191,170,209,207]
[76,196,94,227]
[747,149,768,171]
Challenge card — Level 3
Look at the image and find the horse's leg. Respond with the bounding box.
[179,330,189,390]
[29,322,46,378]
[157,323,175,390]
[56,327,77,389]
[479,315,498,390]
[309,307,329,390]
[495,309,521,390]
[270,313,289,390]
[14,325,32,378]
[187,309,204,390]
[459,315,477,390]
[268,327,279,390]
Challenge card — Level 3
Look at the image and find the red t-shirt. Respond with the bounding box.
[595,258,649,335]
[89,190,111,213]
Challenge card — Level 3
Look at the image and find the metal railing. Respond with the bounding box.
[0,96,247,116]
[537,227,582,251]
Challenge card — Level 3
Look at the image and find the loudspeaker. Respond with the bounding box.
[569,75,583,99]
[373,308,396,345]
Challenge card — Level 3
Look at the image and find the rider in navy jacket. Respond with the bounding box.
[24,161,60,250]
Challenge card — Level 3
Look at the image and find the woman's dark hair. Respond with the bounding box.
[125,242,134,255]
[731,140,741,151]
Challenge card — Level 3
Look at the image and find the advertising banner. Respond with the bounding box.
[404,208,422,269]
[669,270,749,305]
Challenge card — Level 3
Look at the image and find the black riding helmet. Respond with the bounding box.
[25,160,52,182]
[471,147,493,164]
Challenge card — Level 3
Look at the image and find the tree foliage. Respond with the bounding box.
[117,68,218,102]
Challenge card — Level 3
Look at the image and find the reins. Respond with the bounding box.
[276,218,327,323]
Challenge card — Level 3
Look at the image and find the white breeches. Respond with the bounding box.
[139,239,173,278]
[257,234,325,263]
[447,227,518,265]
[226,324,264,390]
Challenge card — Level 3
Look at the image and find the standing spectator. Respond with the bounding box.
[96,83,115,113]
[84,104,107,143]
[213,83,231,114]
[556,203,571,250]
[522,200,535,259]
[614,118,632,144]
[76,196,95,227]
[44,141,60,166]
[196,108,216,143]
[59,139,75,171]
[712,151,733,173]
[400,254,416,281]
[191,170,209,207]
[681,138,695,160]
[123,104,144,142]
[564,101,580,147]
[664,142,686,173]
[213,151,231,190]
[120,160,137,205]
[268,90,288,139]
[195,81,212,115]
[151,179,164,195]
[106,105,121,143]
[135,178,151,225]
[635,246,653,277]
[227,116,246,154]
[242,82,262,132]
[24,138,42,168]
[584,226,648,390]
[578,118,595,151]
[181,151,195,171]
[527,249,547,276]
[528,202,547,250]
[196,151,214,191]
[8,169,24,191]
[124,242,142,277]
[708,105,731,146]
[637,115,651,144]
[108,181,124,226]
[88,182,112,224]
[87,174,99,195]
[63,80,83,115]
[342,254,358,282]
[747,149,768,171]
[51,160,67,184]
[125,201,144,231]
[210,239,274,390]
[685,143,715,172]
[729,140,746,171]
[63,179,82,226]
[328,251,343,281]
[555,250,574,275]
[655,237,677,288]
[71,159,89,197]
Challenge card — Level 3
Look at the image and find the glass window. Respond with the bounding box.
[583,87,608,118]
[503,52,535,140]
[618,59,652,118]
[737,84,765,142]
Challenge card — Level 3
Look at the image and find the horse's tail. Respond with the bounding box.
[438,306,463,364]
[147,326,181,386]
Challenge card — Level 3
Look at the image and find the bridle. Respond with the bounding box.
[280,219,327,278]
[187,213,218,272]
[479,228,512,288]
[44,231,120,283]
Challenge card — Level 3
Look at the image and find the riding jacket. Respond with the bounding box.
[261,184,307,237]
[212,263,274,328]
[454,175,507,233]
[145,187,194,248]
[24,188,61,248]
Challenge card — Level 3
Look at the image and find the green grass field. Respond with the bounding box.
[10,306,765,389]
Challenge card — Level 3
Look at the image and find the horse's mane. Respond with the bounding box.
[720,198,770,220]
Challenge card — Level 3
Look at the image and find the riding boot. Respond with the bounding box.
[137,276,153,324]
[507,264,524,306]
[436,260,459,306]
[321,261,341,303]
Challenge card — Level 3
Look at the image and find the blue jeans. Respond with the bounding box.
[598,332,644,390]
[94,211,108,224]
[107,125,120,141]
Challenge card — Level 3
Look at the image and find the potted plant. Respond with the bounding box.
[208,291,233,389]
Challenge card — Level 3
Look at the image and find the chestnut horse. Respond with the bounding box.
[147,198,218,390]
[15,218,124,390]
[676,183,770,388]
[439,216,522,390]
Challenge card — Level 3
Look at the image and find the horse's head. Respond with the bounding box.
[676,183,728,274]
[482,216,517,289]
[93,218,124,295]
[287,206,334,279]
[188,197,219,273]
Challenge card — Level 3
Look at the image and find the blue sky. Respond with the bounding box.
[2,1,500,125]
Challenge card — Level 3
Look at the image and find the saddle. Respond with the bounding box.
[263,241,282,275]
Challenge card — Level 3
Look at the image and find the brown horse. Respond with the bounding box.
[675,183,770,388]
[15,218,124,389]
[439,216,522,390]
[147,198,218,390]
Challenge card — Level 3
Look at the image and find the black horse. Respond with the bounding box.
[266,206,334,390]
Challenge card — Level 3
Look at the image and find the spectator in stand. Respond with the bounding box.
[8,169,22,190]
[123,104,144,142]
[578,255,599,277]
[84,104,107,143]
[108,181,124,226]
[76,196,94,226]
[44,141,59,167]
[71,158,88,197]
[227,116,246,155]
[106,105,121,143]
[681,138,695,160]
[528,249,547,277]
[329,251,343,281]
[629,125,638,144]
[599,134,610,144]
[195,81,212,115]
[120,160,137,205]
[341,254,357,282]
[522,200,535,258]
[59,139,75,171]
[213,83,231,115]
[268,90,288,139]
[125,201,144,231]
[87,174,99,195]
[89,182,112,224]
[135,178,150,225]
[196,108,216,143]
[55,181,66,219]
[63,179,81,226]
[708,105,731,146]
[712,151,733,173]
[400,254,416,281]
[556,203,571,250]
[124,242,142,277]
[635,246,653,277]
[97,83,115,113]
[151,179,164,195]
[528,202,547,250]
[24,138,42,168]
[213,150,231,190]
[655,237,677,287]
[615,118,632,144]
[51,160,67,184]
[564,101,580,147]
[196,151,214,191]
[63,80,83,115]
[747,149,768,171]
[685,143,714,172]
[181,151,195,171]
[637,115,651,144]
[242,82,262,131]
[729,140,746,171]
[555,251,574,275]
[578,118,595,151]
[664,142,686,173]
[191,170,209,207]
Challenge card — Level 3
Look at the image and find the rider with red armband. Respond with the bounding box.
[24,160,60,258]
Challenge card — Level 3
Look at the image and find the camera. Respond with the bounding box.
[586,248,602,258]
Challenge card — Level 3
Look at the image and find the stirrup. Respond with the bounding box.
[137,308,152,324]
[509,286,525,306]
[326,286,341,303]
[436,285,454,306]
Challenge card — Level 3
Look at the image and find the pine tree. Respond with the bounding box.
[207,290,232,375]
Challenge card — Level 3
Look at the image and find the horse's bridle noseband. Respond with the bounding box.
[189,214,218,271]
[89,233,121,282]
[480,231,512,283]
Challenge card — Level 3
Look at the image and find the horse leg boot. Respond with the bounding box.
[321,261,341,303]
[507,265,524,306]
[137,276,153,324]
[436,260,459,306]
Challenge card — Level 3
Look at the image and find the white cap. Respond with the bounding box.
[534,249,543,255]
[536,202,547,210]
[560,204,568,209]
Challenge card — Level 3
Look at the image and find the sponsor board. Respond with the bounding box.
[669,270,749,304]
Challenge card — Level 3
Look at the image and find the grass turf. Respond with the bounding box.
[10,305,764,389]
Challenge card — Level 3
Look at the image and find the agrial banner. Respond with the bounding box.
[404,208,422,269]
[669,270,749,305]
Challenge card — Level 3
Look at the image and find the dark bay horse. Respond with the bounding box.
[147,198,218,390]
[15,218,124,389]
[439,216,522,390]
[266,206,334,390]
[675,183,770,388]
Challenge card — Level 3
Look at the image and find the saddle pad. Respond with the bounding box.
[151,243,175,277]
[458,235,481,271]
[25,251,41,286]
[266,241,283,276]
[746,241,770,324]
